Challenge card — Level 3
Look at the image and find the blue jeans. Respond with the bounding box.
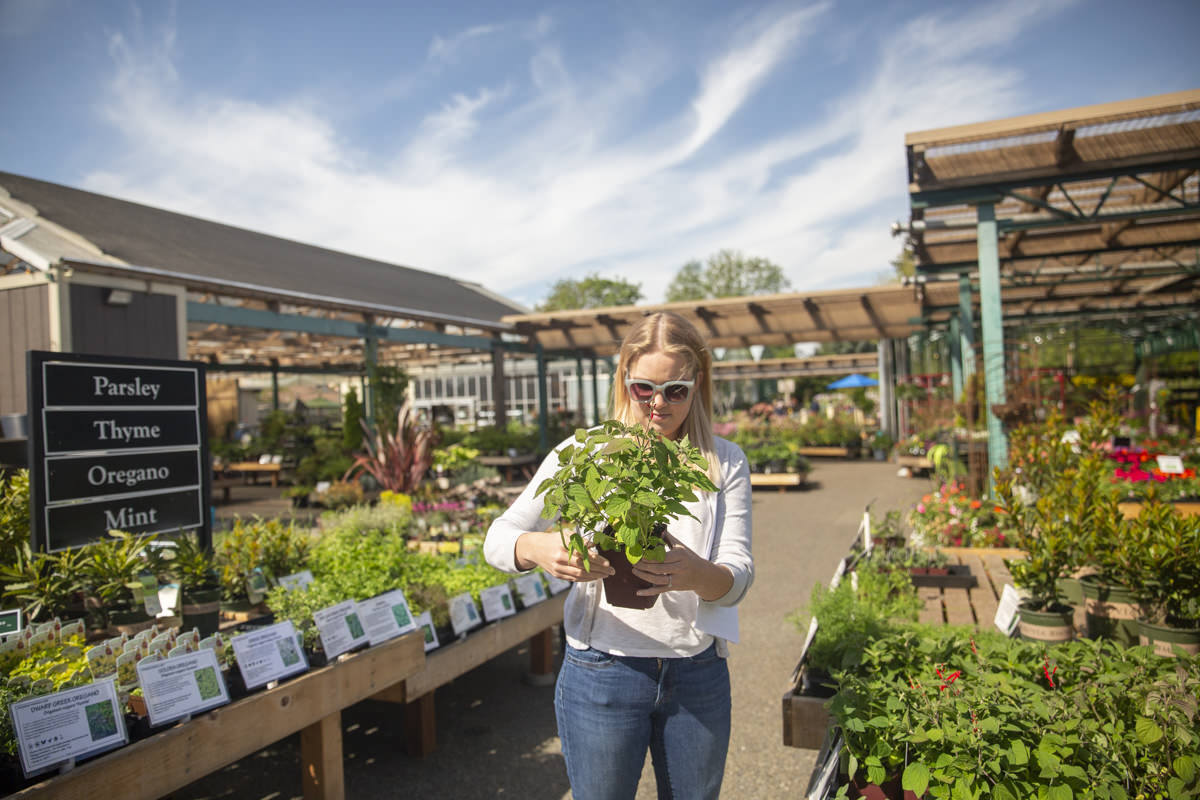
[555,642,731,800]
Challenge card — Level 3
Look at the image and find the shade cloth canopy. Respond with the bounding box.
[826,373,878,389]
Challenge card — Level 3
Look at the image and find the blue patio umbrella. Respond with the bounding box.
[826,373,878,390]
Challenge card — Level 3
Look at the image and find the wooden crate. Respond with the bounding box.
[781,665,833,750]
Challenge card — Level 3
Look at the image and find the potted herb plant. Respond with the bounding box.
[81,530,164,636]
[169,533,223,637]
[534,420,717,610]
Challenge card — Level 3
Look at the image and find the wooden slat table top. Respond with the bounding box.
[917,548,1026,632]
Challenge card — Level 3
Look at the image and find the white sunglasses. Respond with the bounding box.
[624,375,695,404]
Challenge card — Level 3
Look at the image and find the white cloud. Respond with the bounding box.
[81,1,1073,310]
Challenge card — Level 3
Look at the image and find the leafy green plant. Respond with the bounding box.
[535,421,717,568]
[0,544,88,624]
[167,533,220,593]
[345,399,437,493]
[432,443,480,474]
[214,517,311,603]
[316,479,364,510]
[266,580,346,651]
[1102,494,1200,625]
[80,530,166,617]
[0,469,30,567]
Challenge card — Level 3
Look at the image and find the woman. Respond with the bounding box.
[484,311,753,800]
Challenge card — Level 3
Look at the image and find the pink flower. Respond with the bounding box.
[916,503,926,513]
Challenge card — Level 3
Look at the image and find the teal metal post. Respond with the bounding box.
[977,203,1008,484]
[949,315,963,403]
[270,359,280,411]
[363,332,378,428]
[590,356,600,425]
[958,274,976,387]
[536,344,549,452]
[575,354,585,425]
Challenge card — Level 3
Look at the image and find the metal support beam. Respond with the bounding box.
[575,355,585,426]
[590,357,600,426]
[958,274,976,387]
[363,330,378,426]
[270,359,280,412]
[949,315,963,403]
[490,343,507,430]
[977,203,1008,487]
[536,344,549,453]
[877,339,895,438]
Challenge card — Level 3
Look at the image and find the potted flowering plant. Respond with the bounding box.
[534,420,717,609]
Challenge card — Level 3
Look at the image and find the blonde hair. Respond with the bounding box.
[610,312,721,487]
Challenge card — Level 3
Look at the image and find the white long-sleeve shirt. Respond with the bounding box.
[484,434,753,658]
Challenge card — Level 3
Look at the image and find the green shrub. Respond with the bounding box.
[214,517,312,603]
[0,470,31,567]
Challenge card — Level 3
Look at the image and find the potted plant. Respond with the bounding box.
[81,530,164,636]
[534,420,717,609]
[869,430,894,462]
[1103,496,1200,656]
[169,533,223,637]
[284,484,313,508]
[994,474,1084,644]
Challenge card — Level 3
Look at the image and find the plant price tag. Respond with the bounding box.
[231,621,309,690]
[513,574,547,607]
[278,570,315,592]
[0,609,21,637]
[544,574,572,595]
[359,590,418,647]
[136,648,229,727]
[245,569,270,605]
[10,677,128,778]
[1156,454,1184,474]
[415,610,439,652]
[448,593,482,636]
[313,600,369,659]
[994,584,1022,636]
[480,584,517,621]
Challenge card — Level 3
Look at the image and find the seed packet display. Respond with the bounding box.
[230,621,309,690]
[513,574,548,606]
[480,584,517,622]
[414,610,439,652]
[448,593,482,637]
[136,648,229,727]
[358,590,418,646]
[9,677,127,778]
[312,600,369,659]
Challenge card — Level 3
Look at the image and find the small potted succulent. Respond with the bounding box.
[535,420,717,609]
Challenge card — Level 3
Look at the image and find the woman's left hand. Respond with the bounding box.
[632,533,733,601]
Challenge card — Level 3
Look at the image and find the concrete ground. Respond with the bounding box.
[168,459,931,799]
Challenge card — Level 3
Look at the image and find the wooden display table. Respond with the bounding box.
[797,446,852,458]
[896,454,933,472]
[220,461,283,487]
[372,590,566,757]
[16,631,425,800]
[477,453,539,483]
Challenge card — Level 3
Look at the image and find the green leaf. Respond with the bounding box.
[991,782,1018,800]
[1134,717,1163,745]
[1045,785,1073,800]
[1175,756,1196,783]
[847,753,858,780]
[606,495,632,518]
[866,763,886,785]
[1008,740,1028,766]
[902,763,930,796]
[1166,779,1185,799]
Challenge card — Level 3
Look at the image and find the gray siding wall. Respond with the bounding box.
[69,285,178,361]
[1,283,52,416]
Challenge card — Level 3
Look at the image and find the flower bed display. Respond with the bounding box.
[907,482,1013,549]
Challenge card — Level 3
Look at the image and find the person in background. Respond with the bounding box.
[484,311,754,800]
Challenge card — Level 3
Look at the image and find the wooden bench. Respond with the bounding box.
[750,473,806,493]
[221,461,283,487]
[796,446,852,458]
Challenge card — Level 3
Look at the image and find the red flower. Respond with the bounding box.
[1043,657,1057,689]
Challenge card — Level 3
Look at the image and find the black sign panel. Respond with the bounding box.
[45,490,204,551]
[43,410,199,455]
[46,450,201,504]
[44,362,198,407]
[27,351,210,553]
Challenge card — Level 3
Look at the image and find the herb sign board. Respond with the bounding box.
[359,590,418,646]
[26,351,210,552]
[230,621,309,690]
[9,677,127,777]
[135,648,229,727]
[313,600,369,659]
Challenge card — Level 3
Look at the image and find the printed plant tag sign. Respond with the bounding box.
[480,584,516,622]
[312,600,369,659]
[513,574,547,606]
[245,569,270,605]
[448,593,482,637]
[415,610,439,652]
[544,573,572,595]
[10,678,128,778]
[358,590,418,647]
[136,649,229,727]
[277,570,315,592]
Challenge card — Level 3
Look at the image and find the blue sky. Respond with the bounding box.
[2,0,1198,310]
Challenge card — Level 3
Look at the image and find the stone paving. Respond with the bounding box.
[171,459,931,799]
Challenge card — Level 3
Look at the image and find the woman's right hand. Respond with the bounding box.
[514,531,614,582]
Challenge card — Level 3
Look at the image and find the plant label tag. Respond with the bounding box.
[231,621,309,689]
[166,644,190,658]
[10,677,128,778]
[829,557,847,588]
[0,609,22,637]
[1156,454,1184,474]
[994,584,1022,636]
[135,575,162,616]
[415,610,439,652]
[315,481,331,494]
[513,574,547,607]
[313,600,369,659]
[359,590,418,647]
[136,648,229,727]
[245,569,270,605]
[156,583,179,618]
[60,619,84,640]
[860,510,872,554]
[87,644,118,680]
[448,593,482,636]
[480,584,517,621]
[278,570,315,592]
[544,574,572,595]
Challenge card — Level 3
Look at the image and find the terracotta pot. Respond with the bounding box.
[600,547,657,610]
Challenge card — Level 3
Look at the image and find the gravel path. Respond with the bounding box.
[168,460,930,800]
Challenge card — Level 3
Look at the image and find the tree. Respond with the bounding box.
[664,249,790,302]
[537,274,642,311]
[342,386,364,452]
[877,247,915,285]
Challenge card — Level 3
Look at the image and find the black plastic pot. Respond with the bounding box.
[599,547,657,610]
[181,587,222,637]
